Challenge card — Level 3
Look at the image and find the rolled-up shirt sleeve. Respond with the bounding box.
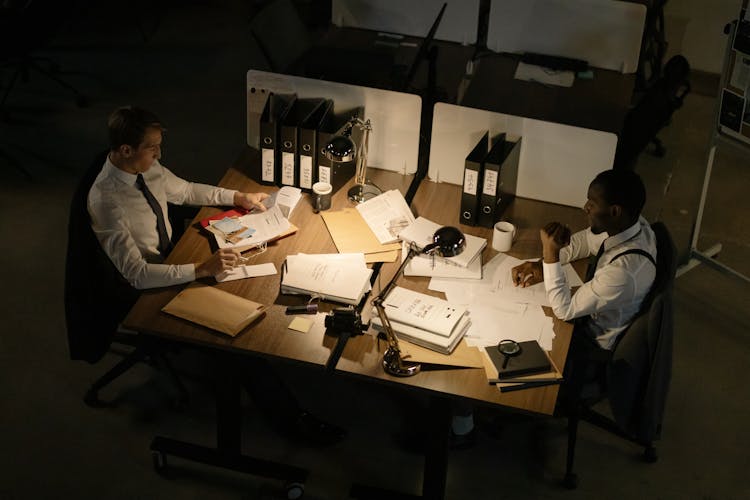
[90,197,196,290]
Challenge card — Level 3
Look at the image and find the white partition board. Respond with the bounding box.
[487,0,646,73]
[247,70,421,174]
[332,0,479,45]
[429,102,618,207]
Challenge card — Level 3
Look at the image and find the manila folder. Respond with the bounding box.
[162,283,267,336]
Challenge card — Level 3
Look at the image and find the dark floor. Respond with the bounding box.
[1,2,749,499]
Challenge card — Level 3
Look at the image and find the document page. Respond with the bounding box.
[282,253,372,304]
[383,286,467,337]
[213,204,291,249]
[355,189,415,244]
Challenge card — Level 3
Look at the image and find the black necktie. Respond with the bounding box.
[135,174,173,257]
[585,242,606,282]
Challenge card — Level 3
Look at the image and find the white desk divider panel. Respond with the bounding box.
[247,70,421,174]
[332,0,480,46]
[487,0,646,73]
[429,102,618,208]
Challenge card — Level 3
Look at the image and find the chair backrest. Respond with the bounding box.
[250,0,312,73]
[64,151,139,363]
[607,221,677,441]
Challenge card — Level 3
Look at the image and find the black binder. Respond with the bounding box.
[279,98,325,188]
[460,132,488,226]
[316,106,362,195]
[486,340,551,380]
[298,99,332,192]
[477,135,521,228]
[258,93,295,185]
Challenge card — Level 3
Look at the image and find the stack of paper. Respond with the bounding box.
[398,217,487,269]
[209,204,291,250]
[371,286,470,355]
[355,189,416,244]
[281,253,372,305]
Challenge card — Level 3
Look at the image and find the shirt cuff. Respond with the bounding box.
[182,263,197,282]
[221,189,238,207]
[543,261,566,291]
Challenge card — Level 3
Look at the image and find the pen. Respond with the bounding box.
[286,304,318,315]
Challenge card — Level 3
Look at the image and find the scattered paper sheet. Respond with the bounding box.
[514,61,575,87]
[212,204,290,249]
[321,208,401,261]
[216,263,277,282]
[355,189,415,244]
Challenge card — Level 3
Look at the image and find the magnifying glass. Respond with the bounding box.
[497,339,522,369]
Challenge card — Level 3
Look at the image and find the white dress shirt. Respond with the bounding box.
[88,156,237,289]
[543,217,657,350]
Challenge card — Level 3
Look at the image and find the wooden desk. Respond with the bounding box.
[460,53,635,135]
[124,147,588,497]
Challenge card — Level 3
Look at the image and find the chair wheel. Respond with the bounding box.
[285,481,305,499]
[643,445,658,463]
[563,472,578,489]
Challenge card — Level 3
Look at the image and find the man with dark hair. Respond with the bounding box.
[89,105,268,288]
[88,106,344,446]
[512,169,656,350]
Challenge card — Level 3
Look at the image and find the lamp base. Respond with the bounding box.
[348,182,382,203]
[382,347,421,377]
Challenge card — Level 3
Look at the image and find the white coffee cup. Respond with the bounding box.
[492,221,516,252]
[312,182,332,213]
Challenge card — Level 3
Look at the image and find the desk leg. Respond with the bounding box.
[350,395,450,500]
[150,355,307,488]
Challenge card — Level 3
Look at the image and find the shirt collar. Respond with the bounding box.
[104,154,157,186]
[602,217,643,252]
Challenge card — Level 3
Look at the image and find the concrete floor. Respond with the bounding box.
[1,2,749,499]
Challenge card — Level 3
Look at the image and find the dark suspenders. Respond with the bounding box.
[609,248,656,267]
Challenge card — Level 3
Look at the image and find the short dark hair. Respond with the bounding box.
[107,106,165,150]
[591,169,646,218]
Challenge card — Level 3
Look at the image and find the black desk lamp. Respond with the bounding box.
[322,117,381,203]
[373,226,466,376]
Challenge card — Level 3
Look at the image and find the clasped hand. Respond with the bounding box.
[510,221,571,287]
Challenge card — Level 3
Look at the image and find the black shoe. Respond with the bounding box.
[449,428,476,450]
[288,412,346,447]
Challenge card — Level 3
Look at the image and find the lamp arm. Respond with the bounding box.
[372,242,422,376]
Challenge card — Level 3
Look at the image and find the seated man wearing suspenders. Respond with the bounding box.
[511,169,657,404]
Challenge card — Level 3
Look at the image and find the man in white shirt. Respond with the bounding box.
[87,106,345,446]
[88,106,268,289]
[511,169,656,351]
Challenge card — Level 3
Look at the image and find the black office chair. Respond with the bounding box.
[64,151,187,408]
[562,221,677,489]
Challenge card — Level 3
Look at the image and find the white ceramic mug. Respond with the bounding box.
[312,181,332,213]
[492,221,516,252]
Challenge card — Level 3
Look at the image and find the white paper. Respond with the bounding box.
[382,286,467,337]
[216,263,277,282]
[282,253,372,305]
[213,204,290,249]
[514,62,575,87]
[355,189,415,244]
[460,302,555,351]
[398,216,486,268]
[403,242,483,279]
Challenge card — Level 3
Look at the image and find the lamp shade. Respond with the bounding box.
[323,135,356,162]
[422,226,465,257]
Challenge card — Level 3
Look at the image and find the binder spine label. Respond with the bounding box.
[300,155,313,189]
[482,170,498,196]
[281,151,295,185]
[261,148,275,183]
[463,169,478,195]
[319,165,331,184]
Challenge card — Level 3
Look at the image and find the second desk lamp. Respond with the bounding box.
[322,116,381,203]
[373,226,466,376]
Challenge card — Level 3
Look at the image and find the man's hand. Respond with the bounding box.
[195,248,240,279]
[511,260,543,288]
[234,192,269,211]
[540,222,571,264]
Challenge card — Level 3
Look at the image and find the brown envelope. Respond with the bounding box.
[162,283,266,336]
[321,209,401,260]
[398,338,484,368]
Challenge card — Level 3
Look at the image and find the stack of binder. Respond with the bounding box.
[258,93,296,185]
[460,133,522,228]
[317,106,363,195]
[279,98,327,189]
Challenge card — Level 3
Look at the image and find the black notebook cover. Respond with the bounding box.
[486,340,551,379]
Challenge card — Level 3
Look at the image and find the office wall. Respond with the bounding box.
[664,0,741,74]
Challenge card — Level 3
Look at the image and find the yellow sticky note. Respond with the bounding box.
[288,317,313,333]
